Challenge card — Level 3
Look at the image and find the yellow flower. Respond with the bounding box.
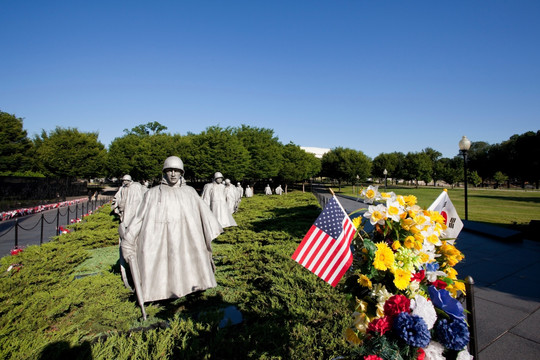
[392,241,401,251]
[447,281,466,297]
[419,252,430,263]
[396,195,406,206]
[404,195,417,206]
[404,236,415,249]
[355,298,369,312]
[414,232,424,242]
[344,328,363,346]
[401,218,414,231]
[358,275,373,289]
[439,241,464,267]
[373,242,395,271]
[446,267,458,280]
[393,268,412,290]
[352,216,362,229]
[427,234,440,245]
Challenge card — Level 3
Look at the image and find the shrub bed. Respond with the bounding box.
[1,193,355,359]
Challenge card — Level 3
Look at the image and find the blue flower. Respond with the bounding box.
[428,286,465,321]
[393,312,431,348]
[425,263,439,272]
[435,318,470,351]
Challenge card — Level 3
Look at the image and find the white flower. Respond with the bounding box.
[410,295,437,330]
[386,199,404,222]
[370,283,392,304]
[363,204,387,225]
[423,341,445,360]
[457,348,474,360]
[361,185,380,204]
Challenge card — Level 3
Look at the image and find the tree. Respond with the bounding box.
[438,157,462,188]
[321,147,371,190]
[124,121,168,136]
[404,152,432,187]
[422,147,442,185]
[469,170,482,187]
[0,111,33,173]
[372,152,400,182]
[107,129,194,182]
[493,171,508,189]
[234,125,283,180]
[278,143,321,192]
[33,127,106,178]
[191,126,250,181]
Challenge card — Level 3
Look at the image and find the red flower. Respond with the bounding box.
[431,279,448,289]
[411,270,425,282]
[384,294,411,317]
[417,348,425,360]
[364,355,384,360]
[367,316,392,335]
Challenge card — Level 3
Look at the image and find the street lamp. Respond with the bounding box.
[383,168,388,191]
[459,135,472,221]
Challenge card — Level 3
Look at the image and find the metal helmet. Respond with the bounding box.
[214,172,224,179]
[162,156,184,173]
[224,178,231,185]
[121,174,132,181]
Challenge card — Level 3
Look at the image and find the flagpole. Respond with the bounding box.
[329,188,335,196]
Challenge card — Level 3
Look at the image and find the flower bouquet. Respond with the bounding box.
[343,186,472,360]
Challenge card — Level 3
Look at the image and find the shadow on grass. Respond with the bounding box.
[470,194,540,204]
[141,292,295,359]
[38,340,92,360]
[248,204,321,238]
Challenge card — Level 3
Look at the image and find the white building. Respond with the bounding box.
[300,146,331,159]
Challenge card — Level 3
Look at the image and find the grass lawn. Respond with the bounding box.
[337,185,540,230]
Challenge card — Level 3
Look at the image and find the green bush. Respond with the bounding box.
[1,194,356,359]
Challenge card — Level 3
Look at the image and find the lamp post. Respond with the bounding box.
[459,135,472,221]
[383,168,388,191]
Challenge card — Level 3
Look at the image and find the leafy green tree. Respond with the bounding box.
[438,157,462,188]
[0,111,33,173]
[493,171,508,188]
[372,152,400,182]
[321,147,371,190]
[404,152,432,187]
[124,121,168,136]
[33,127,106,178]
[106,126,194,182]
[469,170,482,187]
[191,126,250,181]
[234,125,283,180]
[278,143,321,192]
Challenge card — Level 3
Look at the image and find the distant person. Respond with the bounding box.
[201,172,237,228]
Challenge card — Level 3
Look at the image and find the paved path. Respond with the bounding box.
[0,198,112,257]
[315,189,540,360]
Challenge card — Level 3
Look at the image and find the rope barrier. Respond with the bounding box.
[0,224,14,239]
[16,218,42,231]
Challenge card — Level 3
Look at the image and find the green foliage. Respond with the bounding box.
[191,126,251,180]
[278,143,321,186]
[234,125,284,180]
[0,193,358,359]
[0,111,33,173]
[322,147,372,184]
[32,127,107,179]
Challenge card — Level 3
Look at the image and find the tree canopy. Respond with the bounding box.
[0,111,33,173]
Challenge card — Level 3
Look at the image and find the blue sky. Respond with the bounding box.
[1,1,539,160]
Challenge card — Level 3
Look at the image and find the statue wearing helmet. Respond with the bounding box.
[121,156,223,315]
[201,171,237,228]
[112,173,148,290]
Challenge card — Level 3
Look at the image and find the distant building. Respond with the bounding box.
[300,146,331,159]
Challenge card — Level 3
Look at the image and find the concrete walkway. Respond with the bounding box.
[316,191,540,360]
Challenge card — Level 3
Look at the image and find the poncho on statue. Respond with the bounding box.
[201,172,237,228]
[121,157,223,303]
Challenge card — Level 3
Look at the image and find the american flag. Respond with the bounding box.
[292,196,356,287]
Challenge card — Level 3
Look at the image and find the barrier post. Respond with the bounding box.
[66,205,70,226]
[465,276,478,360]
[15,218,19,248]
[56,208,60,235]
[75,203,78,222]
[40,213,44,244]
